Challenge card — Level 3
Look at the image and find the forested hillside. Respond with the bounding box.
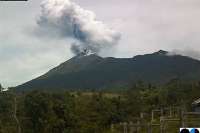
[1,80,200,133]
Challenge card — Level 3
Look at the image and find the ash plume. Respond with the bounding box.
[168,49,200,60]
[37,0,121,55]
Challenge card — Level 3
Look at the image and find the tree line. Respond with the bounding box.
[0,80,200,133]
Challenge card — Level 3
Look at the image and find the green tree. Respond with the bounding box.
[24,91,52,133]
[0,84,3,92]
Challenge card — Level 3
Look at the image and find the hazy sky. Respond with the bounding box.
[1,0,200,87]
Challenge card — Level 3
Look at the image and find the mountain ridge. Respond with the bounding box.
[15,50,200,91]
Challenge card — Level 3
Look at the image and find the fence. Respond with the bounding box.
[111,107,200,133]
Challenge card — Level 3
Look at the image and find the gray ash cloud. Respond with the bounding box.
[37,0,121,55]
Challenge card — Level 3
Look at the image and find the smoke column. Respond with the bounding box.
[37,0,121,55]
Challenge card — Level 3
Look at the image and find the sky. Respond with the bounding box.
[1,0,200,87]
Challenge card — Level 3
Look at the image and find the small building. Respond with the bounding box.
[192,98,200,112]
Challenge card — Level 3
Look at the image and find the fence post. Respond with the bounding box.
[136,120,140,133]
[180,109,185,127]
[123,122,128,133]
[129,121,134,133]
[169,106,172,117]
[111,124,114,132]
[151,110,154,122]
[147,122,152,133]
[160,116,164,133]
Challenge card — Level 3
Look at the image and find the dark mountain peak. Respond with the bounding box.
[133,50,169,59]
[153,50,169,55]
[40,53,103,79]
[16,50,200,91]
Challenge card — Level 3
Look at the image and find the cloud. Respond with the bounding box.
[169,49,200,60]
[36,0,121,55]
[2,0,200,87]
[92,0,200,58]
[0,30,71,88]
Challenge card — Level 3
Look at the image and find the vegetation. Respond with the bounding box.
[0,80,200,133]
[0,83,3,92]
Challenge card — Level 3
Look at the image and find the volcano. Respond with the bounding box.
[15,50,200,91]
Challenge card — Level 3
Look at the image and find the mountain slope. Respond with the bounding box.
[15,50,200,91]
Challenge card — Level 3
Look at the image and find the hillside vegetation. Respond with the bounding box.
[1,80,200,133]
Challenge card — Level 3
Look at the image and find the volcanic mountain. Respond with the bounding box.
[16,50,200,91]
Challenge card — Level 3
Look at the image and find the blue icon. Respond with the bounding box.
[190,128,199,133]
